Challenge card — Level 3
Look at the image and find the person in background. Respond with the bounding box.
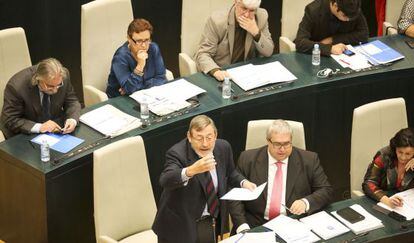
[230,119,333,233]
[194,0,274,81]
[295,0,369,56]
[398,0,414,37]
[0,58,81,138]
[363,128,414,208]
[106,18,166,98]
[152,115,256,243]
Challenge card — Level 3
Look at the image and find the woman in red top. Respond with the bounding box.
[362,128,414,208]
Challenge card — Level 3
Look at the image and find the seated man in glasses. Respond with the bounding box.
[106,18,167,98]
[295,0,369,55]
[194,0,274,81]
[229,119,333,233]
[0,58,81,138]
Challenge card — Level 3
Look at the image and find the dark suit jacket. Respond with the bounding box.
[0,65,81,138]
[152,138,245,243]
[230,146,333,230]
[294,0,369,56]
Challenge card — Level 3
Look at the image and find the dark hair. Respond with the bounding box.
[127,18,153,38]
[390,128,414,160]
[330,0,361,20]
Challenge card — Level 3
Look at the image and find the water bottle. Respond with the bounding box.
[40,139,50,162]
[140,97,149,120]
[312,44,321,66]
[222,77,231,99]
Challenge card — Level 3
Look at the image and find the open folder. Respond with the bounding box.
[31,133,84,153]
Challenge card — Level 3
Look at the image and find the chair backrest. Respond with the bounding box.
[81,0,133,93]
[280,0,313,41]
[0,27,31,110]
[94,136,157,241]
[385,0,406,27]
[245,120,306,150]
[181,0,233,56]
[350,98,408,197]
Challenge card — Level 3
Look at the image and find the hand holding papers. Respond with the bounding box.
[130,79,206,116]
[80,104,142,137]
[220,183,266,201]
[378,188,414,220]
[226,61,297,91]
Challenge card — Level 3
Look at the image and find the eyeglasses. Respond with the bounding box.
[192,135,216,144]
[41,79,64,90]
[237,2,256,14]
[131,38,151,45]
[268,140,292,150]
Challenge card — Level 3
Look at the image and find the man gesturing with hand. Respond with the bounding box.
[153,115,255,243]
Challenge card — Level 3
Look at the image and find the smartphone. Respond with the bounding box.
[343,49,355,56]
[405,40,414,49]
[337,207,365,224]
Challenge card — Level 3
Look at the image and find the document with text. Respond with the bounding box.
[378,188,414,220]
[220,183,267,201]
[299,211,349,240]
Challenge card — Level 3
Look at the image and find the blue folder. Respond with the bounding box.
[31,133,85,153]
[358,40,404,64]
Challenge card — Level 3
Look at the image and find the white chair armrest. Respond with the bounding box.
[383,22,398,36]
[0,130,5,142]
[165,69,174,81]
[83,85,108,107]
[179,53,197,77]
[351,190,365,199]
[279,36,296,54]
[98,235,118,243]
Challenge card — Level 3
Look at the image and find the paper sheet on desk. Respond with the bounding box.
[377,188,414,220]
[299,211,349,240]
[220,232,276,243]
[331,45,372,70]
[31,133,84,153]
[220,183,267,201]
[263,215,320,243]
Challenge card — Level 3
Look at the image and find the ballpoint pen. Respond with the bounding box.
[281,203,292,213]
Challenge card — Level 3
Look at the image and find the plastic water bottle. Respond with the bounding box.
[40,139,50,162]
[140,97,149,120]
[222,77,231,99]
[312,44,321,66]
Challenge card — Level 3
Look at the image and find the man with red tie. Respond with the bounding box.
[229,119,333,233]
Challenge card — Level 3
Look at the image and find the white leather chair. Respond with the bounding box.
[245,120,306,150]
[179,0,233,77]
[350,98,408,198]
[383,0,406,35]
[81,0,174,107]
[94,136,157,243]
[0,27,32,142]
[279,0,313,53]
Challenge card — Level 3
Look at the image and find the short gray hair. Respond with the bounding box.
[266,119,292,140]
[188,115,217,135]
[239,0,261,9]
[31,58,68,85]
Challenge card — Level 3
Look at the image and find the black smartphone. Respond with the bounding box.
[405,40,414,49]
[343,49,355,56]
[337,207,365,224]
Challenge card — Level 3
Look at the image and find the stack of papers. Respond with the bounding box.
[299,211,350,240]
[220,183,267,201]
[331,45,372,70]
[31,133,84,153]
[80,104,142,137]
[378,188,414,220]
[220,232,276,243]
[130,79,206,116]
[226,61,297,91]
[263,215,320,243]
[331,204,383,235]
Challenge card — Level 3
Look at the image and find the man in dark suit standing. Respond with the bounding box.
[0,58,81,138]
[230,119,333,233]
[152,115,256,243]
[294,0,369,56]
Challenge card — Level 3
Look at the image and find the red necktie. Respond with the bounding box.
[269,161,283,219]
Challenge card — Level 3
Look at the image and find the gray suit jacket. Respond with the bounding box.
[0,65,81,138]
[195,4,274,73]
[230,146,333,229]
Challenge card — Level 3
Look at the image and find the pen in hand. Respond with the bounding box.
[281,203,292,213]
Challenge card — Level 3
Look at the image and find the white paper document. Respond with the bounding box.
[331,204,383,235]
[80,104,142,137]
[226,61,297,91]
[220,232,276,243]
[263,215,320,243]
[377,188,414,220]
[220,183,267,201]
[130,79,206,116]
[331,45,372,70]
[299,211,350,240]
